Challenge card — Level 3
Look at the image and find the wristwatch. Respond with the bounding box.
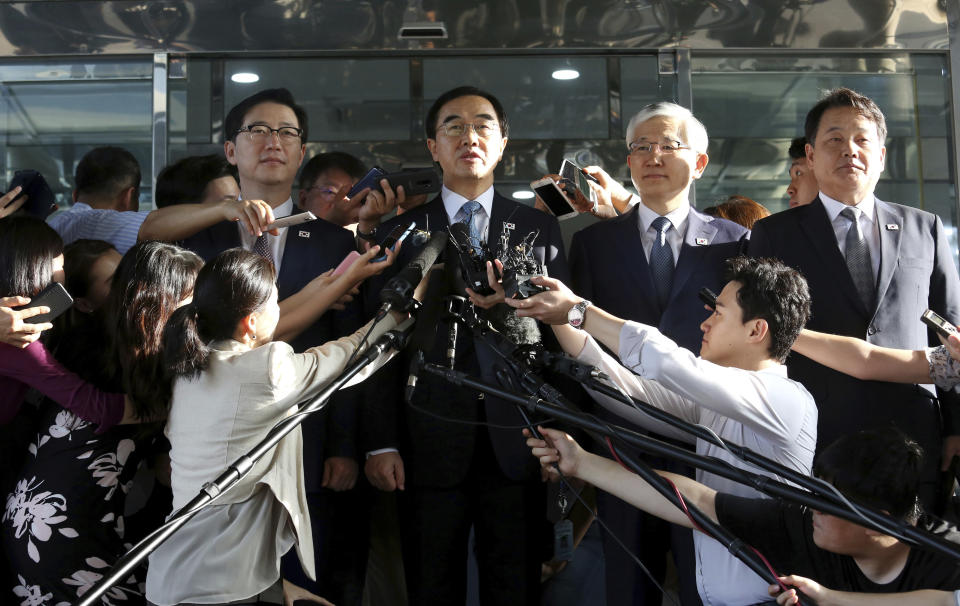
[567,299,591,329]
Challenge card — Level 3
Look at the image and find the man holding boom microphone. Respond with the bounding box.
[503,255,817,605]
[361,86,569,605]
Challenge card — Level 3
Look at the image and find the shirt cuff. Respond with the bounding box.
[366,448,399,459]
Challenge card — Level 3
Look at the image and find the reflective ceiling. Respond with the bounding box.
[0,0,950,56]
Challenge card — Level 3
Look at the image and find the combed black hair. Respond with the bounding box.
[788,137,808,160]
[425,86,508,140]
[155,155,237,208]
[224,88,308,143]
[163,248,276,381]
[804,88,887,147]
[75,146,141,200]
[814,427,924,523]
[722,256,811,362]
[298,151,367,191]
[0,216,64,298]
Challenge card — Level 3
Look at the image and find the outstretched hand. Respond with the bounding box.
[503,276,580,325]
[524,426,586,479]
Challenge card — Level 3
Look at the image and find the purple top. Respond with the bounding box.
[0,340,125,430]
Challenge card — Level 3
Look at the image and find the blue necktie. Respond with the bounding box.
[456,200,484,253]
[650,216,674,307]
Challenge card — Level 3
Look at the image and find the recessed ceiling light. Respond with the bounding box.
[513,190,535,200]
[552,69,580,81]
[231,72,260,84]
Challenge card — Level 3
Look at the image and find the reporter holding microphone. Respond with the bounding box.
[145,245,416,606]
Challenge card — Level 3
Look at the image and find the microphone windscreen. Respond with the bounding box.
[487,304,541,347]
[409,267,448,352]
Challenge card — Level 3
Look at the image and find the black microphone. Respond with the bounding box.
[379,230,449,316]
[404,260,449,403]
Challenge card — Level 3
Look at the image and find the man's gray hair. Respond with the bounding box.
[625,102,709,154]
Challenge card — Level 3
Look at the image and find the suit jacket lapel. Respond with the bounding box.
[670,210,718,303]
[802,197,870,317]
[874,199,902,317]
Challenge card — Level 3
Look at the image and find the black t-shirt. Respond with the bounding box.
[715,493,960,593]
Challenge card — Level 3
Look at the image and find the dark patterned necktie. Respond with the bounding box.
[841,206,875,310]
[253,233,274,266]
[650,216,674,307]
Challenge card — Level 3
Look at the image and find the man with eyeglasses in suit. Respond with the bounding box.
[298,151,367,227]
[362,85,569,605]
[179,88,374,606]
[567,101,749,606]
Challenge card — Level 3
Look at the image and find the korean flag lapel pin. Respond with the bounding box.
[298,230,310,238]
[885,223,899,231]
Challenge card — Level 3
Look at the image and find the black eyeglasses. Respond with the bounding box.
[236,123,304,143]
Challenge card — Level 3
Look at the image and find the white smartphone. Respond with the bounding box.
[267,211,316,231]
[531,177,578,220]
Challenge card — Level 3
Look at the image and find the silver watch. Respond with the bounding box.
[567,299,591,329]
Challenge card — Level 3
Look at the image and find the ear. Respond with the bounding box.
[225,140,238,166]
[72,190,79,203]
[746,317,769,345]
[805,142,815,168]
[427,138,439,162]
[297,189,307,206]
[497,136,508,162]
[878,145,886,174]
[693,152,709,179]
[238,312,257,343]
[120,186,138,212]
[74,297,95,314]
[298,143,307,167]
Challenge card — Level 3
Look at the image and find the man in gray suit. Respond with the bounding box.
[749,87,960,507]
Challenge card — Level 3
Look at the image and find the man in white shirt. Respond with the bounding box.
[506,255,816,605]
[565,102,749,606]
[48,145,273,254]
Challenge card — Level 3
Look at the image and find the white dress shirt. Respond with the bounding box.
[238,198,293,275]
[441,185,495,241]
[575,322,818,606]
[636,201,690,265]
[820,191,881,280]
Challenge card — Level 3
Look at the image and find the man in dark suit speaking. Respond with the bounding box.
[749,87,960,507]
[362,86,569,605]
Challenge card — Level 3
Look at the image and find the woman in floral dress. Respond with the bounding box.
[3,241,202,606]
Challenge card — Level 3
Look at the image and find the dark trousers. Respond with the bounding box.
[398,429,547,606]
[280,484,371,606]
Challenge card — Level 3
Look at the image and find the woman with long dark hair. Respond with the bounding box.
[3,240,203,605]
[146,246,410,606]
[0,218,126,427]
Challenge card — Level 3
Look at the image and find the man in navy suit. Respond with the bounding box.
[567,102,748,606]
[749,87,960,508]
[362,86,569,605]
[179,88,370,604]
